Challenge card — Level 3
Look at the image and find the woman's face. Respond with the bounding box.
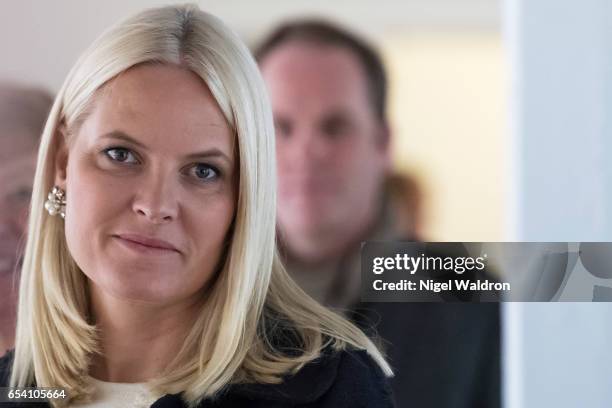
[55,64,236,304]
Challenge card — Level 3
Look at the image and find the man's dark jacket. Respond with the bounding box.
[350,243,501,408]
[351,302,500,408]
[0,347,394,407]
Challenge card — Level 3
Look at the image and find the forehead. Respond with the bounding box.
[260,42,371,115]
[76,64,233,154]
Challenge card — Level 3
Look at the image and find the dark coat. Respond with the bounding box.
[281,188,502,408]
[350,302,500,408]
[351,242,501,408]
[0,347,395,407]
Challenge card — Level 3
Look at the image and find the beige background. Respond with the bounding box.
[384,32,506,240]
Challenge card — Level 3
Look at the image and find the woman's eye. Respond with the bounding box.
[104,147,138,164]
[191,163,219,181]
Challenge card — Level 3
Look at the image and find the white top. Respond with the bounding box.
[70,377,159,408]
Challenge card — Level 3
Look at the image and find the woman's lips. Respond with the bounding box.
[113,235,180,256]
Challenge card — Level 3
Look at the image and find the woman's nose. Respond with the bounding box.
[131,172,179,224]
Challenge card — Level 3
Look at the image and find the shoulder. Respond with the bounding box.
[0,349,14,387]
[317,348,395,407]
[150,347,396,407]
[224,346,395,407]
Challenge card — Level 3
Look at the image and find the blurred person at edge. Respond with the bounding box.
[0,84,53,353]
[256,21,501,408]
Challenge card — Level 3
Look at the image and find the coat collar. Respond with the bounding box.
[229,347,342,403]
[151,347,343,407]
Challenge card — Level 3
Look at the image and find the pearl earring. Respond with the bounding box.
[44,186,66,218]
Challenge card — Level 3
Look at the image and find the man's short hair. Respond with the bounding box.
[254,20,388,123]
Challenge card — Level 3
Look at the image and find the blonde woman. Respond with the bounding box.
[0,5,394,408]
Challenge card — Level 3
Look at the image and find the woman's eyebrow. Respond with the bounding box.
[100,130,148,150]
[99,130,233,164]
[183,149,233,165]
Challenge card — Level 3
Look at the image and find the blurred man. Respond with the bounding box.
[256,21,393,309]
[256,21,500,407]
[0,83,52,353]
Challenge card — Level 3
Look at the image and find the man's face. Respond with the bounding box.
[260,42,388,261]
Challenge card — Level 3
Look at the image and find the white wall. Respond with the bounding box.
[503,0,612,406]
[0,0,498,92]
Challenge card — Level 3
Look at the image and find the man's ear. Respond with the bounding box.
[53,125,70,188]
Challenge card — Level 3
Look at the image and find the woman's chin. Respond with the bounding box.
[90,274,183,305]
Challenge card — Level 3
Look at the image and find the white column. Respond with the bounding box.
[503,0,612,407]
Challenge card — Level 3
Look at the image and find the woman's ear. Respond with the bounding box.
[54,125,69,188]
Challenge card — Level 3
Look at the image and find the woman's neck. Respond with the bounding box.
[89,284,202,383]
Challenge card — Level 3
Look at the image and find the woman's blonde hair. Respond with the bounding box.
[10,4,392,406]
